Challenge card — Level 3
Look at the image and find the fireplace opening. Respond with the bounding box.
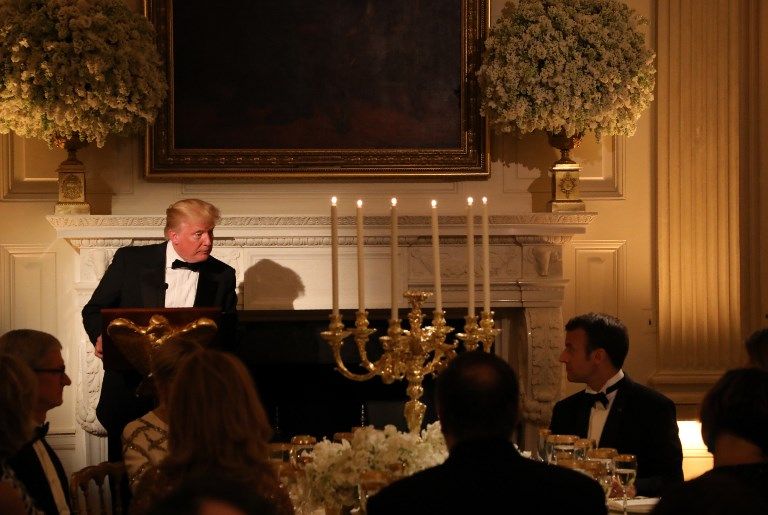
[237,309,474,441]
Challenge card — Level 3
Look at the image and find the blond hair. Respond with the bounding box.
[0,353,37,459]
[164,199,221,238]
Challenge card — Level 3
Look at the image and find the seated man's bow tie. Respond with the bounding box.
[171,259,203,272]
[33,422,50,441]
[586,381,623,408]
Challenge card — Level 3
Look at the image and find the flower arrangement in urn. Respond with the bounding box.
[478,0,655,210]
[0,0,166,146]
[0,0,166,212]
[303,423,448,511]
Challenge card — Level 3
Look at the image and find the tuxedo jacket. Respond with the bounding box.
[367,438,607,515]
[549,376,683,497]
[81,242,237,460]
[8,437,71,515]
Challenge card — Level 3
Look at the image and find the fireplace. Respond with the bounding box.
[47,211,594,461]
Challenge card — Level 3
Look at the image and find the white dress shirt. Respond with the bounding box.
[164,242,199,308]
[31,440,70,514]
[586,369,625,444]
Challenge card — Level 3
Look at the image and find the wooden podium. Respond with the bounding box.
[101,307,222,373]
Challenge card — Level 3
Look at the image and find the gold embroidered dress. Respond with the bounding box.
[121,411,168,491]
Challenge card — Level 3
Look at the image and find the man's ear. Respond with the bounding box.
[591,347,607,364]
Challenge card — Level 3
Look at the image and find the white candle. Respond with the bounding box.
[482,197,491,313]
[356,199,365,312]
[467,197,475,316]
[431,200,443,312]
[390,197,398,321]
[331,196,339,316]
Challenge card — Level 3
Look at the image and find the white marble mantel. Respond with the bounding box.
[47,212,594,458]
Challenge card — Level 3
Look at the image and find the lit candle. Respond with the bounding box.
[390,197,398,321]
[431,200,443,312]
[356,199,365,312]
[482,197,491,313]
[467,197,475,316]
[331,196,339,316]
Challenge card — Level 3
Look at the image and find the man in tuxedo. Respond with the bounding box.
[367,351,607,515]
[0,329,72,514]
[82,198,237,462]
[549,313,683,497]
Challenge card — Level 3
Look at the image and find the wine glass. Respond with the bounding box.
[537,428,551,462]
[573,438,593,461]
[613,454,637,515]
[552,434,578,463]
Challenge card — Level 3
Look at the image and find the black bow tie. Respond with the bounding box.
[585,380,623,408]
[172,259,203,272]
[33,422,49,441]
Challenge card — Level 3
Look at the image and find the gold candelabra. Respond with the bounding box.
[321,290,501,433]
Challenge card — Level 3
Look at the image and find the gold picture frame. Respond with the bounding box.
[145,0,488,180]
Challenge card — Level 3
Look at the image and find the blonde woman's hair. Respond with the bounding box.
[163,350,273,475]
[164,199,221,238]
[0,353,37,459]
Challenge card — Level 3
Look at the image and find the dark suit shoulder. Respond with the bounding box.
[113,242,166,259]
[553,390,587,409]
[622,378,675,408]
[203,254,235,274]
[368,449,606,515]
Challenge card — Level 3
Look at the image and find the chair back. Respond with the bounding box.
[70,461,126,515]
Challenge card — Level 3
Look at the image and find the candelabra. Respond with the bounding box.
[321,290,501,433]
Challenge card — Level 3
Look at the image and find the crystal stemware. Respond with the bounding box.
[613,454,637,515]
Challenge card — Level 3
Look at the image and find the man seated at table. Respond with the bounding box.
[652,367,768,514]
[367,351,607,515]
[550,313,683,497]
[0,329,72,515]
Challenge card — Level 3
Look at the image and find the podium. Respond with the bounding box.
[101,307,222,374]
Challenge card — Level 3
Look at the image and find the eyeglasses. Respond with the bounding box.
[33,367,67,376]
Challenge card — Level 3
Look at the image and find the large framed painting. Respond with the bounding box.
[145,0,488,180]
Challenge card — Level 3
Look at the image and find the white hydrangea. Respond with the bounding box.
[478,0,656,139]
[0,0,167,147]
[303,422,448,508]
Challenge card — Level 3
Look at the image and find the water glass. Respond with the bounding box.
[549,434,578,463]
[613,454,637,515]
[573,438,594,461]
[537,428,551,462]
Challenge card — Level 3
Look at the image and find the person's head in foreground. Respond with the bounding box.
[436,349,519,448]
[700,367,768,465]
[0,329,71,424]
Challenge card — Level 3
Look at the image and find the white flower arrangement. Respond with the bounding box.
[303,423,448,509]
[478,0,656,139]
[0,0,167,147]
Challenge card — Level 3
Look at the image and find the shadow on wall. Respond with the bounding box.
[242,259,306,309]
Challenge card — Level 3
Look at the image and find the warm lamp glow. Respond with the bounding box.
[677,420,713,480]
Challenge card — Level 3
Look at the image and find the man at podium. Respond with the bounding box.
[81,198,237,461]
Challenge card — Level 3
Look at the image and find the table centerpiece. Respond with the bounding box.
[302,423,448,512]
